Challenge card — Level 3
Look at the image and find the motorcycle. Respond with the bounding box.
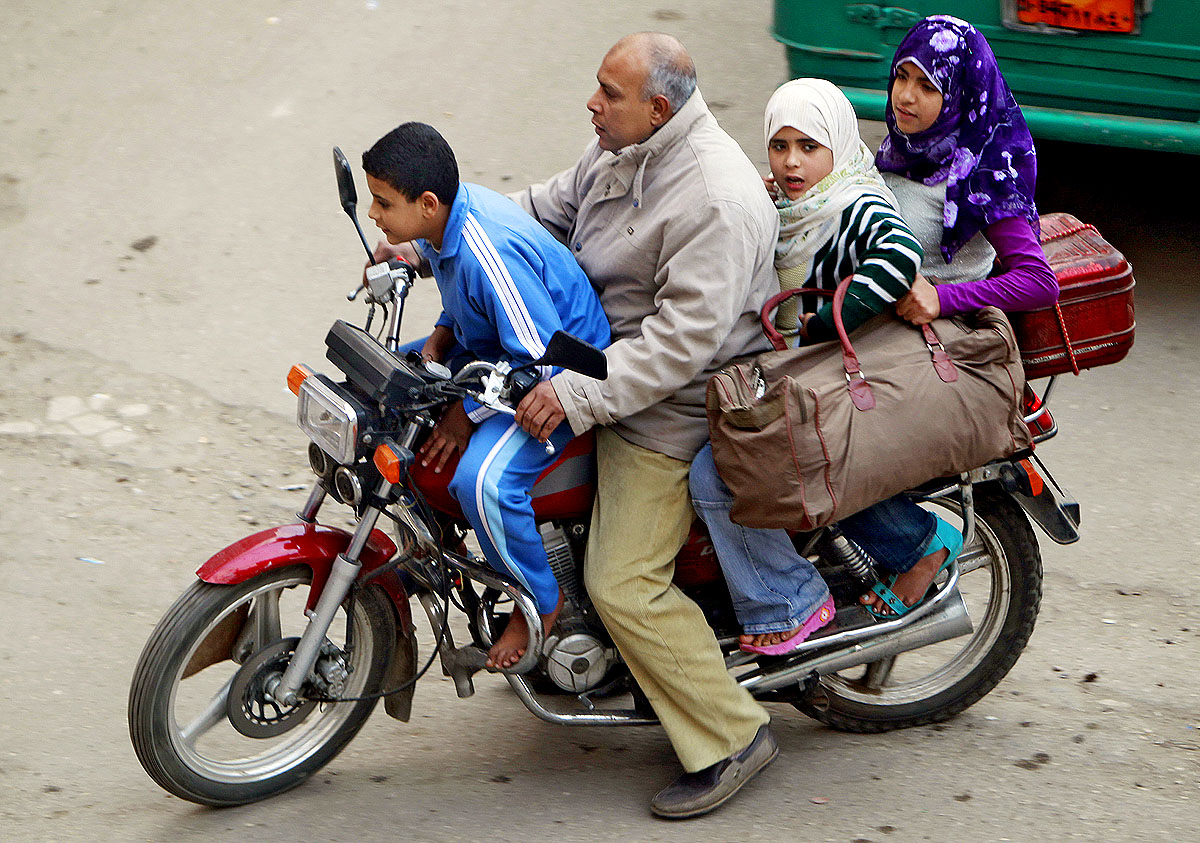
[128,148,1082,806]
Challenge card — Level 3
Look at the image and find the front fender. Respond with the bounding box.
[196,523,411,625]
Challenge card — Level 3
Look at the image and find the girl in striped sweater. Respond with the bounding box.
[763,79,923,346]
[689,79,924,655]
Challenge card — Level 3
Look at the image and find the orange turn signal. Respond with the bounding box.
[287,364,313,396]
[374,443,403,484]
[1018,458,1045,497]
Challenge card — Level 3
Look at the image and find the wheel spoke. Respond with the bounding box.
[861,656,896,689]
[809,493,1040,724]
[180,674,235,747]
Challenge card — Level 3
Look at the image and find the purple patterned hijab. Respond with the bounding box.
[876,15,1039,263]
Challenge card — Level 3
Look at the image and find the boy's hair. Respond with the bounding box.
[362,122,459,205]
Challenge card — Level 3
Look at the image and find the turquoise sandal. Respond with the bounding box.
[866,516,963,619]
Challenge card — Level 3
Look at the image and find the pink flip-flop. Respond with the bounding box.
[740,597,836,656]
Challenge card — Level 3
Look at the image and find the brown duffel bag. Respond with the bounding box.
[706,277,1033,530]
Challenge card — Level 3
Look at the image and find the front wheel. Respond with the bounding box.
[128,566,395,806]
[796,489,1042,732]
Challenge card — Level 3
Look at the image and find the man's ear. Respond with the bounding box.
[648,94,673,128]
[418,190,441,218]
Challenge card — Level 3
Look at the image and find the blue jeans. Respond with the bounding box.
[689,444,831,634]
[840,494,938,574]
[689,445,939,633]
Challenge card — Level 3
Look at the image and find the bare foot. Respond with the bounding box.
[486,589,563,670]
[738,626,802,649]
[861,547,949,616]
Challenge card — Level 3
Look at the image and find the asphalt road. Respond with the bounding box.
[1,2,1198,841]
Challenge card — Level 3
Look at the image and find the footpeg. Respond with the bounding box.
[444,645,489,698]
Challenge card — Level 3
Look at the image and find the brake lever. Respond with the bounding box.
[472,368,557,455]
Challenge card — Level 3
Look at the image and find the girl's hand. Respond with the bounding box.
[419,401,474,473]
[896,274,942,325]
[762,174,777,196]
[798,312,814,342]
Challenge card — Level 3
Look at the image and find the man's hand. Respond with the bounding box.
[515,381,565,442]
[895,274,942,325]
[419,401,474,474]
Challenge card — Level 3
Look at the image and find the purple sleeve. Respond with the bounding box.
[935,216,1060,315]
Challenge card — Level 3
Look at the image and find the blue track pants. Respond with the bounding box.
[448,414,574,615]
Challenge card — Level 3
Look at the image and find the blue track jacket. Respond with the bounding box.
[418,183,610,421]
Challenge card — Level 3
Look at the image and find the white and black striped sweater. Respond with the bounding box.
[786,194,923,345]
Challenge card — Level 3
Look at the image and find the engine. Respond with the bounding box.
[536,520,619,693]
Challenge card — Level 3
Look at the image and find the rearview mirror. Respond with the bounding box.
[333,146,377,262]
[333,146,358,216]
[535,331,608,380]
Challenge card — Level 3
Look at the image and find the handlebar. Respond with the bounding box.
[420,358,555,454]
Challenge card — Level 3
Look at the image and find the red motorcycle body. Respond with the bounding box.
[408,427,726,590]
[408,428,599,521]
[195,429,725,617]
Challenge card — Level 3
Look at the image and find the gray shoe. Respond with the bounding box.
[650,724,779,819]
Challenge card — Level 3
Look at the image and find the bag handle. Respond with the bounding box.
[761,277,958,413]
[1036,217,1086,376]
[830,277,877,410]
[831,277,959,409]
[760,287,834,351]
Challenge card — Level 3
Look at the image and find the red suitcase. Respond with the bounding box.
[1011,212,1136,379]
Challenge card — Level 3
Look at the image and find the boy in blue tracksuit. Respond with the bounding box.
[362,122,610,669]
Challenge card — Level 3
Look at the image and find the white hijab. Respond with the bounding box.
[764,79,897,272]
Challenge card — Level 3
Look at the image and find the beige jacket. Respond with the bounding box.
[512,90,779,460]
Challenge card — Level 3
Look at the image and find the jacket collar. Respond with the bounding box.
[421,182,470,261]
[610,88,710,208]
[627,87,709,160]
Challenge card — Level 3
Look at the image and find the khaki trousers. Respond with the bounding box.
[584,428,769,772]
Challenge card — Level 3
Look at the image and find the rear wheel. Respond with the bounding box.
[795,490,1041,732]
[128,566,394,805]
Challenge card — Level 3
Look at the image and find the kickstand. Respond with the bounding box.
[419,591,486,698]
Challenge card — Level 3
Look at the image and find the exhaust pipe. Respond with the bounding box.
[741,587,974,695]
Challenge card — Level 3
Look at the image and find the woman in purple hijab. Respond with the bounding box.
[854,16,1059,618]
[876,15,1057,330]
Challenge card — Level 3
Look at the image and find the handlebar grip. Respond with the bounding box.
[506,368,540,407]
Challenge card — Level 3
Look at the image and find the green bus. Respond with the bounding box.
[773,1,1200,153]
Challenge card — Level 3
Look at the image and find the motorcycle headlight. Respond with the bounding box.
[297,376,368,465]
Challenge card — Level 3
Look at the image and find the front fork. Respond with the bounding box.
[270,478,394,707]
[272,420,430,705]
